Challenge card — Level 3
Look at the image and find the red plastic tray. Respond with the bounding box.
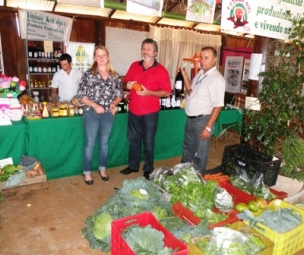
[173,201,238,229]
[111,212,188,255]
[219,181,288,204]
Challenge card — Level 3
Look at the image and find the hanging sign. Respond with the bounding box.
[18,10,73,45]
[221,0,304,41]
[186,0,216,24]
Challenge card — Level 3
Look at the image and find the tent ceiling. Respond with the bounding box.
[2,0,224,33]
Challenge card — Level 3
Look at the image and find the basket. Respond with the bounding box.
[221,144,281,186]
[111,212,187,255]
[218,181,288,204]
[189,221,274,255]
[245,199,304,255]
[173,201,238,229]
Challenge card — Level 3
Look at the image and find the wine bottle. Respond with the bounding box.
[28,45,33,58]
[174,68,184,101]
[33,44,38,58]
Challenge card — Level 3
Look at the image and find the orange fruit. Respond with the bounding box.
[132,82,143,91]
[256,197,267,210]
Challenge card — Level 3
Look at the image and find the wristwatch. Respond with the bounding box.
[205,127,212,132]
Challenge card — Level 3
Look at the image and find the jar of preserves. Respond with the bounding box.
[78,104,84,116]
[52,107,59,118]
[67,104,75,117]
[59,104,67,117]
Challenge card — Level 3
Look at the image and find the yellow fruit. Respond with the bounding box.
[256,197,267,210]
[235,203,249,212]
[248,200,259,212]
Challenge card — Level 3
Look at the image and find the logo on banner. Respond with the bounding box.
[226,1,252,29]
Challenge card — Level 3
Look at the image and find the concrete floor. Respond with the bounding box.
[1,135,303,255]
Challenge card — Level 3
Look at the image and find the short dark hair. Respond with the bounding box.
[201,47,217,58]
[59,53,72,63]
[142,38,158,52]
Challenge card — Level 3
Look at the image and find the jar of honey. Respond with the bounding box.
[67,104,75,116]
[52,107,59,118]
[78,104,84,116]
[59,104,67,117]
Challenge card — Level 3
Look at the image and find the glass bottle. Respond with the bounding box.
[67,104,75,117]
[42,101,49,118]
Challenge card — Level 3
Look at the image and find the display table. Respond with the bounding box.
[1,108,242,180]
[213,108,244,137]
[0,119,26,164]
[24,109,187,180]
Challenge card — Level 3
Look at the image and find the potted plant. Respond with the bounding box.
[243,14,304,181]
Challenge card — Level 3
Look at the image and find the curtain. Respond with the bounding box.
[148,25,222,87]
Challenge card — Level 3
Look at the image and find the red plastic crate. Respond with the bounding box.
[219,182,288,204]
[111,212,187,255]
[172,201,238,229]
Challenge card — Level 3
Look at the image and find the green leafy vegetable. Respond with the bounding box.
[92,211,113,241]
[123,224,175,255]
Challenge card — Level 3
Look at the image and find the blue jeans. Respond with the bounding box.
[82,110,114,174]
[127,111,159,172]
[181,115,213,174]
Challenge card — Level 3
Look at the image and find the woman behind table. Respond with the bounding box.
[76,45,123,185]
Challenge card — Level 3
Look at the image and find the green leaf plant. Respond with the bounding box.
[243,12,304,180]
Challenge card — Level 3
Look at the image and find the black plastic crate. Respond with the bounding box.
[221,144,281,186]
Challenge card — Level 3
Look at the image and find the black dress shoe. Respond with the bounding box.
[84,179,94,185]
[143,172,151,180]
[101,176,109,182]
[120,167,139,175]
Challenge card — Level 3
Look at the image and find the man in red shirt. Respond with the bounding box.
[120,38,171,180]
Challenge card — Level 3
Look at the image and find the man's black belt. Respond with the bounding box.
[188,114,204,119]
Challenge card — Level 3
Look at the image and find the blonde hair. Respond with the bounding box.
[90,45,118,78]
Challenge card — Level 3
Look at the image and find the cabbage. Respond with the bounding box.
[92,212,113,241]
[0,164,18,182]
[151,205,168,220]
[123,224,175,254]
[129,188,150,200]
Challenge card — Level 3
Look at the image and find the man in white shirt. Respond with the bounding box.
[51,53,83,104]
[180,47,226,174]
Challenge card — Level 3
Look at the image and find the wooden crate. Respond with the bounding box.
[0,174,48,197]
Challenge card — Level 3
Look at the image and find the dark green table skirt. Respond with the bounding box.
[0,120,26,164]
[24,109,187,180]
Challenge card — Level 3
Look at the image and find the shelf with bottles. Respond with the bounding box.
[27,41,63,60]
[28,59,60,74]
[29,75,53,89]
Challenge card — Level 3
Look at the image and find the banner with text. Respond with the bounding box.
[18,10,73,45]
[221,0,304,41]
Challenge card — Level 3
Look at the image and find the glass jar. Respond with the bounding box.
[78,104,84,116]
[59,104,67,117]
[67,104,75,117]
[52,107,59,118]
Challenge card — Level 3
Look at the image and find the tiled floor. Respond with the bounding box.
[0,135,303,255]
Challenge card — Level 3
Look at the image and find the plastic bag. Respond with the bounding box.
[229,168,251,193]
[249,172,272,200]
[5,170,26,188]
[214,187,234,212]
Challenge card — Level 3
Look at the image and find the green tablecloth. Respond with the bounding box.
[24,109,187,180]
[0,119,26,164]
[213,108,244,137]
[1,108,242,180]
